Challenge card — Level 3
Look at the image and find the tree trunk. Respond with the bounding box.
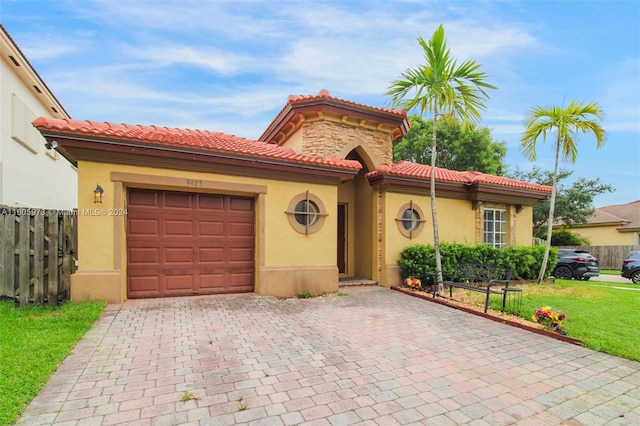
[537,134,561,284]
[431,105,444,296]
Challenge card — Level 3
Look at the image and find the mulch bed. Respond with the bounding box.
[391,286,582,345]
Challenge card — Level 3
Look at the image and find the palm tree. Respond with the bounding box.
[521,100,606,284]
[387,24,496,295]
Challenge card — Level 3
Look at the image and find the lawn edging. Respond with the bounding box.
[391,286,583,345]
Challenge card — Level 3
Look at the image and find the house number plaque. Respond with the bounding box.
[186,179,203,187]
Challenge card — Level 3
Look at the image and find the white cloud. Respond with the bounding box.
[125,45,250,75]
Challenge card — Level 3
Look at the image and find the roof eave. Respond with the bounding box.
[36,131,361,180]
[367,173,551,203]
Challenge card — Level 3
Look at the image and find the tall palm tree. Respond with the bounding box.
[521,100,606,284]
[387,24,496,295]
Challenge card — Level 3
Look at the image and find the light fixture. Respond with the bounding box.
[93,184,104,203]
[45,139,58,149]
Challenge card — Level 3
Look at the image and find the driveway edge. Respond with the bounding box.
[391,286,583,345]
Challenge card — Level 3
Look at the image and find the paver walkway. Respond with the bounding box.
[18,286,640,425]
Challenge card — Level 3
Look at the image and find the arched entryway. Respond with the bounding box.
[337,147,377,281]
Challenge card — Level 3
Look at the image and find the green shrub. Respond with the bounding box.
[398,243,556,281]
[551,229,590,246]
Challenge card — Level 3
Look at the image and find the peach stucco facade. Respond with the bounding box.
[34,91,551,303]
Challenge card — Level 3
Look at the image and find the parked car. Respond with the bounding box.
[621,251,640,284]
[552,249,600,280]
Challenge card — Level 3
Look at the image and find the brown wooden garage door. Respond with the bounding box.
[127,189,254,298]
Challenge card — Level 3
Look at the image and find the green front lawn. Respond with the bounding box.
[0,300,106,425]
[466,279,640,361]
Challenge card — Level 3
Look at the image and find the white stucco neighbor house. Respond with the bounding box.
[0,24,77,210]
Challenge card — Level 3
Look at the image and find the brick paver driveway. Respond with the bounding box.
[18,286,640,425]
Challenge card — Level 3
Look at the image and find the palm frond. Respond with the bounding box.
[385,24,495,122]
[521,99,606,164]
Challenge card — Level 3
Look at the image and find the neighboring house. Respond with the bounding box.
[33,89,551,303]
[555,200,640,246]
[0,25,77,210]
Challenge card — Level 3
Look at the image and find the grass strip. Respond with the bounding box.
[467,279,640,361]
[0,300,106,425]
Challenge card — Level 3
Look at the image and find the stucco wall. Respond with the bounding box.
[571,225,637,246]
[72,161,340,302]
[0,56,77,209]
[514,206,534,246]
[382,193,537,286]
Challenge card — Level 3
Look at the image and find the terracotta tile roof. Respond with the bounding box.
[260,89,407,142]
[32,117,362,171]
[286,89,407,118]
[367,161,553,192]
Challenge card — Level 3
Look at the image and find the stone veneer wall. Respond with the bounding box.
[301,120,394,167]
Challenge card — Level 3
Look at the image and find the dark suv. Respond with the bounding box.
[621,251,640,284]
[552,249,600,280]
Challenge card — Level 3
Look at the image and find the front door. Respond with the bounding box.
[337,204,346,273]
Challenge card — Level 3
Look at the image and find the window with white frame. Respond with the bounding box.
[484,208,506,248]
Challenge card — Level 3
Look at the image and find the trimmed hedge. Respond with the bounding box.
[398,242,558,283]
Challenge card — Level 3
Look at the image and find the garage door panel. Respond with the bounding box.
[199,273,225,290]
[164,219,193,236]
[129,276,160,294]
[229,272,254,291]
[198,195,224,211]
[199,221,225,237]
[230,247,253,262]
[230,198,252,212]
[165,274,194,291]
[164,192,193,209]
[229,222,253,236]
[198,247,224,263]
[127,189,254,298]
[129,190,159,207]
[128,219,159,235]
[165,247,194,263]
[129,247,159,265]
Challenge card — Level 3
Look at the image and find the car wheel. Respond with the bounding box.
[631,271,640,284]
[553,266,573,280]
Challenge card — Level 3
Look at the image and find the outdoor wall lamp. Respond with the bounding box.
[93,184,104,203]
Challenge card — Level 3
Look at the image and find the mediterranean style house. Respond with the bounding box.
[0,24,77,210]
[33,89,551,303]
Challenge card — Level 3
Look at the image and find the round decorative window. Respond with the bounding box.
[294,200,319,226]
[401,208,420,231]
[396,202,425,238]
[287,192,327,234]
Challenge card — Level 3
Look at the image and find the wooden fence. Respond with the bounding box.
[558,245,640,270]
[0,207,77,306]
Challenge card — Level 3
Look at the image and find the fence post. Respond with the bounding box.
[47,212,59,305]
[33,214,45,304]
[60,215,74,300]
[1,214,15,298]
[18,215,30,306]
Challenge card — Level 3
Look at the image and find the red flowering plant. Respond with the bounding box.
[404,277,422,290]
[532,306,567,335]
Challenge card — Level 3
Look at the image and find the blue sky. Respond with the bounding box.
[2,0,639,207]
